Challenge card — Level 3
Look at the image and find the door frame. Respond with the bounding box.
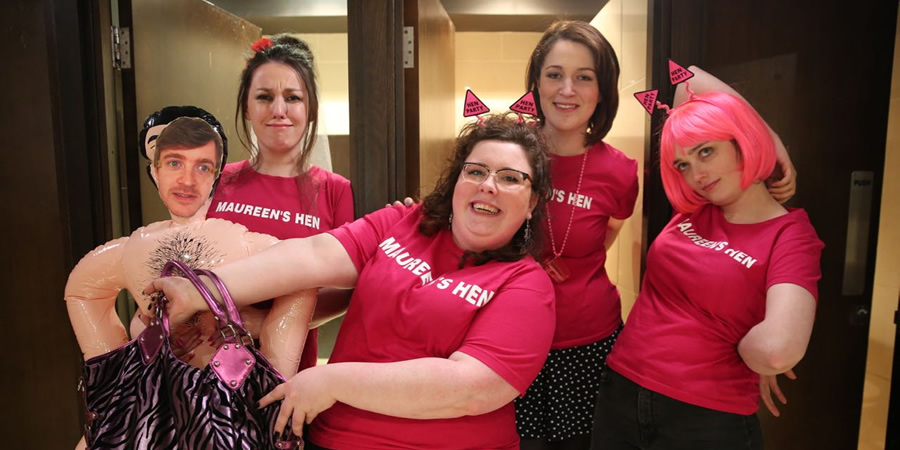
[347,0,408,216]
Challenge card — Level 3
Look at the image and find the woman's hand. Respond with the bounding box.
[142,276,209,328]
[385,197,416,208]
[759,368,796,417]
[766,139,797,203]
[259,366,336,438]
[678,65,798,203]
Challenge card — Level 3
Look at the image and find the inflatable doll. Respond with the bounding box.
[65,114,315,377]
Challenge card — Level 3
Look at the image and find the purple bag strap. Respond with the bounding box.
[159,261,227,329]
[193,268,255,347]
[194,268,243,328]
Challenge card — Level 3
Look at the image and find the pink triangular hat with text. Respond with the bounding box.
[509,92,537,116]
[463,89,490,117]
[634,89,659,115]
[668,60,695,85]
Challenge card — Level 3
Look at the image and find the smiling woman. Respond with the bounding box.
[515,21,639,450]
[144,113,557,449]
[450,140,539,253]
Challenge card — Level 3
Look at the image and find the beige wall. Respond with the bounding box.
[288,33,350,176]
[292,33,350,136]
[454,32,543,132]
[414,0,457,197]
[135,0,261,224]
[591,0,648,318]
[858,7,900,449]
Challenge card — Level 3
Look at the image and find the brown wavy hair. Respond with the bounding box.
[419,113,552,267]
[526,20,620,146]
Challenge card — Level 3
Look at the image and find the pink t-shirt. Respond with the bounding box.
[544,141,638,348]
[207,160,354,370]
[208,161,354,240]
[608,204,823,415]
[309,205,555,449]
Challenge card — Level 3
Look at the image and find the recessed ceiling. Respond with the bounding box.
[442,0,605,32]
[208,0,605,33]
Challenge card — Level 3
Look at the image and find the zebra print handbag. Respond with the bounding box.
[78,260,301,449]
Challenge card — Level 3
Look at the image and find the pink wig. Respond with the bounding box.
[659,91,776,214]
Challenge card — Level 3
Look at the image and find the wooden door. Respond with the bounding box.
[403,0,456,198]
[347,0,406,215]
[889,292,900,448]
[346,0,456,214]
[648,1,897,448]
[0,0,110,446]
[129,0,260,224]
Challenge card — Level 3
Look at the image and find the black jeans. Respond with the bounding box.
[591,369,763,450]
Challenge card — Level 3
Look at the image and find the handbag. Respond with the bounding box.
[78,260,301,449]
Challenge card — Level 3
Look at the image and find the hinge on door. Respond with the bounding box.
[403,26,414,68]
[111,26,132,70]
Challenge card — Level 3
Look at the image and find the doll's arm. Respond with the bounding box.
[64,237,130,359]
[244,230,317,377]
[261,289,318,378]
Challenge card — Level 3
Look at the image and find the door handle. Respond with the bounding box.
[841,171,874,296]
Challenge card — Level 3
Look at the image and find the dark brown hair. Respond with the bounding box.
[235,34,319,176]
[526,20,620,146]
[419,113,552,267]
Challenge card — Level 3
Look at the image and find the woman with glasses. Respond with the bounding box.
[145,113,557,450]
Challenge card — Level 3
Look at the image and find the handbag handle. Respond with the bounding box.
[194,268,243,328]
[195,268,255,347]
[159,261,254,347]
[160,260,228,330]
[139,260,233,364]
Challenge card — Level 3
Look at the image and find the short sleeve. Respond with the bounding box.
[613,153,639,220]
[766,216,824,299]
[327,204,415,274]
[328,172,355,227]
[457,264,555,394]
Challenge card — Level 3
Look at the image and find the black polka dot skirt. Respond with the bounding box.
[514,324,622,441]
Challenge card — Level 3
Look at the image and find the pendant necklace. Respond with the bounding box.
[543,147,589,283]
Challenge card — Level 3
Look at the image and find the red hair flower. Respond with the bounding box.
[250,38,274,53]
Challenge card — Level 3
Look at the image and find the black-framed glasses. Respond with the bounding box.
[460,162,532,190]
